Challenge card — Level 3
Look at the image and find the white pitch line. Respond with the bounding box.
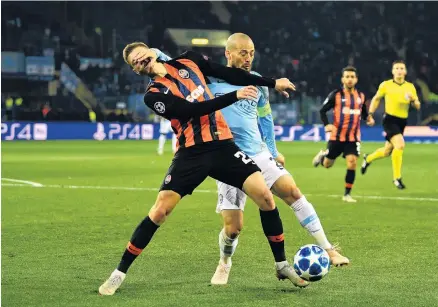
[2,182,438,202]
[1,178,44,187]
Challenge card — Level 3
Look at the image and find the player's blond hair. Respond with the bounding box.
[123,42,149,65]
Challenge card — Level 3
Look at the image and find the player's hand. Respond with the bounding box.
[366,115,375,126]
[412,100,421,110]
[275,152,285,166]
[237,86,258,100]
[275,78,296,98]
[324,124,335,133]
[131,49,157,72]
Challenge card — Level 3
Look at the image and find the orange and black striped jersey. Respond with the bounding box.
[144,51,276,150]
[320,88,368,142]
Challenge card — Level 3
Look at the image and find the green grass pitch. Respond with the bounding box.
[1,140,438,307]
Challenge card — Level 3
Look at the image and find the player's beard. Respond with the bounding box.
[231,62,251,72]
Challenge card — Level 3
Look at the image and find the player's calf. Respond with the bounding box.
[272,175,350,264]
[344,156,357,202]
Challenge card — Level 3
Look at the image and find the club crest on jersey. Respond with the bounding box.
[154,102,165,113]
[219,194,223,204]
[164,174,172,184]
[178,69,190,79]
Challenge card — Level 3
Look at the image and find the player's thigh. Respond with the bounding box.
[209,142,260,191]
[383,116,406,145]
[389,134,405,150]
[252,149,291,189]
[160,150,211,198]
[216,180,247,213]
[326,141,343,161]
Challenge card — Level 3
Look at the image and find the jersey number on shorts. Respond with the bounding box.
[234,151,255,164]
[356,142,361,155]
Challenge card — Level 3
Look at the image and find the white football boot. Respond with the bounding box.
[275,261,309,288]
[98,269,126,296]
[211,259,232,285]
[326,245,350,267]
[342,194,357,203]
[312,149,326,167]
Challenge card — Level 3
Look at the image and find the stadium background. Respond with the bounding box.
[1,1,438,142]
[2,2,438,307]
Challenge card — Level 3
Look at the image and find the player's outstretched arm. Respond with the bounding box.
[182,51,295,97]
[144,86,258,120]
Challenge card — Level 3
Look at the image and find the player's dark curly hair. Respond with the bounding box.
[342,65,357,76]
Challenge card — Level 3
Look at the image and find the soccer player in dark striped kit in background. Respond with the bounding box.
[313,66,375,202]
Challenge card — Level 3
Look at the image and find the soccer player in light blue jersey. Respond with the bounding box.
[152,35,349,286]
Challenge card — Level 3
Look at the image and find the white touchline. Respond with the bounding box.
[2,182,438,202]
[1,178,44,187]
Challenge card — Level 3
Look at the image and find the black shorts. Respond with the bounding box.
[160,140,260,198]
[383,114,407,141]
[326,141,361,160]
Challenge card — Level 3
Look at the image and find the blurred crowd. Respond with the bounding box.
[2,1,438,123]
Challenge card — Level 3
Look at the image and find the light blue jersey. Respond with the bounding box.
[207,75,278,157]
[153,49,278,157]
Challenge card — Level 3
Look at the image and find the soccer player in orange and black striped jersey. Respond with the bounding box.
[98,42,308,296]
[312,66,375,203]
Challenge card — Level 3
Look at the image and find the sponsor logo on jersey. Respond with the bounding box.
[342,107,361,115]
[186,85,205,102]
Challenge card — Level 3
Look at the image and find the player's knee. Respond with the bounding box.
[224,224,242,239]
[383,148,393,156]
[281,184,302,204]
[324,161,334,168]
[257,186,276,211]
[394,143,405,151]
[149,191,179,223]
[346,157,357,169]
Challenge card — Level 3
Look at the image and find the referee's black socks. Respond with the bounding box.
[117,216,160,273]
[259,207,286,262]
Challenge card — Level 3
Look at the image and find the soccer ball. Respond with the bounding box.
[293,244,330,282]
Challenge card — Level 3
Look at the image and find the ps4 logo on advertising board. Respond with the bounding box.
[93,123,154,140]
[1,123,48,140]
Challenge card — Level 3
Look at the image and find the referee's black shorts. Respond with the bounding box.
[159,140,260,198]
[383,114,407,142]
